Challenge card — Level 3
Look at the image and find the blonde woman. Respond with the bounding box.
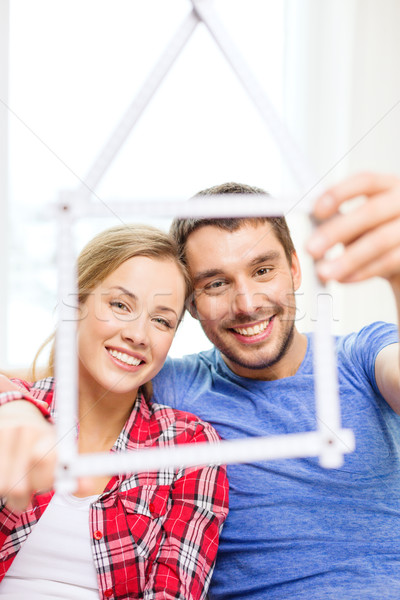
[0,224,228,600]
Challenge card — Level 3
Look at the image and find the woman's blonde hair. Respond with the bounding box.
[32,224,192,394]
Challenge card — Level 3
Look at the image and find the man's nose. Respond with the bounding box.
[231,280,263,316]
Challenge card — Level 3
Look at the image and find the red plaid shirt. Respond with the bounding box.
[0,378,229,600]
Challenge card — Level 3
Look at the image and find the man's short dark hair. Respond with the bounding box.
[170,182,296,266]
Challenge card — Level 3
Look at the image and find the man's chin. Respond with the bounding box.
[222,351,281,371]
[218,322,295,374]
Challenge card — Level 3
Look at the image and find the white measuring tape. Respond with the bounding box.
[53,0,354,492]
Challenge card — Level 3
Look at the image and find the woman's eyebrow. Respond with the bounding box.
[109,286,137,300]
[155,305,179,318]
[109,288,179,318]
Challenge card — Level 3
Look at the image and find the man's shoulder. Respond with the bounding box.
[159,347,220,379]
[336,321,398,352]
[152,347,221,410]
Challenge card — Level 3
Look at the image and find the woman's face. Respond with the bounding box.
[77,256,186,402]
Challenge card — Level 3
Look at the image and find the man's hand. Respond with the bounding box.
[0,401,57,511]
[307,172,400,287]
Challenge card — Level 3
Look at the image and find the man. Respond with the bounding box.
[151,172,400,599]
[1,172,400,598]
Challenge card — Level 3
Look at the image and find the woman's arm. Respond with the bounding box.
[0,376,56,510]
[0,374,51,417]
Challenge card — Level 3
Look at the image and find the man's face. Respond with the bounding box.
[185,222,302,379]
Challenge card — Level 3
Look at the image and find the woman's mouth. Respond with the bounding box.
[106,347,145,369]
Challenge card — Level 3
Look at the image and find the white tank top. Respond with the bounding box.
[0,493,99,599]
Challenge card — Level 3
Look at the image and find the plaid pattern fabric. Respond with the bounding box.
[0,378,229,599]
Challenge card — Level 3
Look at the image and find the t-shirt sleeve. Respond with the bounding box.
[340,321,398,397]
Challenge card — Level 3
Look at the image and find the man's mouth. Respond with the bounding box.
[106,348,143,366]
[231,316,274,337]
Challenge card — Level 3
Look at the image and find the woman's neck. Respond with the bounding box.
[77,384,137,454]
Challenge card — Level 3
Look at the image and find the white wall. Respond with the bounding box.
[4,0,286,367]
[3,1,399,369]
[284,0,400,335]
[0,0,9,365]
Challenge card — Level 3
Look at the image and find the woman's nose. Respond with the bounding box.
[121,315,149,346]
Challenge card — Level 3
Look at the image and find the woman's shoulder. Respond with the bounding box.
[149,400,221,444]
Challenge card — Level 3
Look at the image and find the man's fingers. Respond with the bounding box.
[339,246,400,284]
[313,172,400,220]
[315,217,400,282]
[308,189,400,260]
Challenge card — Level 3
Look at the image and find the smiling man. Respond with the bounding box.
[152,173,400,599]
[185,220,305,380]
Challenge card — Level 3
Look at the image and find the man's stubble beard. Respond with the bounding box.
[217,317,296,371]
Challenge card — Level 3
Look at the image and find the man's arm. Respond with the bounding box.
[307,172,400,411]
[374,344,400,413]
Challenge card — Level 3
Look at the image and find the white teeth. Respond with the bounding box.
[108,349,141,366]
[233,319,271,337]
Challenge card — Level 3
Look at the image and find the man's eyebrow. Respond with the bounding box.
[193,252,282,283]
[193,269,225,284]
[249,251,281,266]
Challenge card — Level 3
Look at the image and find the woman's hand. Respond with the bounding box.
[0,400,57,511]
[307,172,400,288]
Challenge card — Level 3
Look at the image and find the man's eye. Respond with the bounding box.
[256,267,272,276]
[206,280,225,289]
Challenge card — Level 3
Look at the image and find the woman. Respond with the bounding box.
[0,224,228,600]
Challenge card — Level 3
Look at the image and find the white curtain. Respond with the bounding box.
[284,0,400,334]
[0,0,9,364]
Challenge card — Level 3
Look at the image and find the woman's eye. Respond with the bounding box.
[110,300,128,311]
[153,317,172,329]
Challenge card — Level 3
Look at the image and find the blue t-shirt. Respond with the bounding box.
[153,322,400,599]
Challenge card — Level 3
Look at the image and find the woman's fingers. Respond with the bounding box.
[0,402,57,511]
[1,428,57,511]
